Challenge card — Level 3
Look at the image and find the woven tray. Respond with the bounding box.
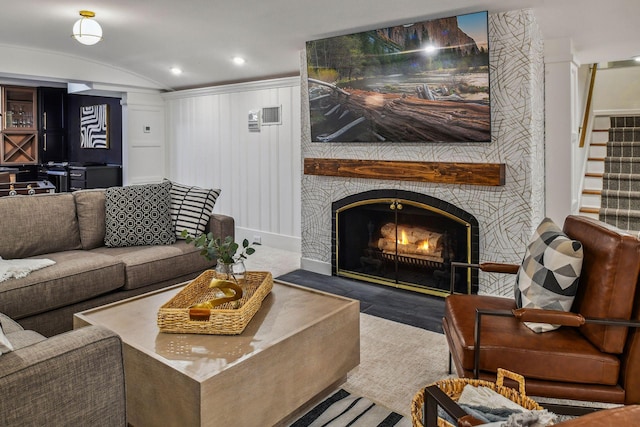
[411,369,547,427]
[157,270,273,335]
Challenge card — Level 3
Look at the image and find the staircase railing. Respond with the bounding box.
[579,64,598,148]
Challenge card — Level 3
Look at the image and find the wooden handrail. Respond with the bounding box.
[579,64,598,148]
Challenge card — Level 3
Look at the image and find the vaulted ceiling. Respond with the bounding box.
[1,0,638,91]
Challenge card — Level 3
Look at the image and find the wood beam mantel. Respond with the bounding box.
[304,158,505,186]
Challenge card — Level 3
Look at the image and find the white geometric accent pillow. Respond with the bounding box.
[514,217,583,333]
[165,180,221,239]
[104,181,176,247]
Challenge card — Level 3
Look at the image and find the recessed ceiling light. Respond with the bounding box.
[232,56,246,65]
[170,67,183,75]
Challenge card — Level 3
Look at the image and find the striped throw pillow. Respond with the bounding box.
[167,180,221,239]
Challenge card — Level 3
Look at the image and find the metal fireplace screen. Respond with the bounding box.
[332,190,479,297]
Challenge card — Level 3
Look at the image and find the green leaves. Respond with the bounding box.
[182,231,260,263]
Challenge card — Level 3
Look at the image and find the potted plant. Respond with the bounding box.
[182,231,259,281]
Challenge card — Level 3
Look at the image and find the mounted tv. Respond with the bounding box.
[305,11,490,143]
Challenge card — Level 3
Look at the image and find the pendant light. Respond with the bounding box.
[72,10,103,46]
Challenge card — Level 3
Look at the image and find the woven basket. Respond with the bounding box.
[157,270,273,335]
[411,369,546,427]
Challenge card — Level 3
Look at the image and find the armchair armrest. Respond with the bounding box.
[450,262,519,294]
[422,385,485,427]
[512,308,585,327]
[0,326,126,426]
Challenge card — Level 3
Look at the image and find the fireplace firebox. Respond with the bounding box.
[332,190,479,296]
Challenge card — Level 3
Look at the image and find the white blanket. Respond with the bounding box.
[0,256,56,283]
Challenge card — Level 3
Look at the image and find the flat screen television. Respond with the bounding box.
[305,11,490,143]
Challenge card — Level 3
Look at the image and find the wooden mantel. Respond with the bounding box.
[304,158,506,186]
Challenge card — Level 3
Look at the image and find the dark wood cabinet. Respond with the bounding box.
[69,165,121,191]
[1,86,38,165]
[38,87,67,163]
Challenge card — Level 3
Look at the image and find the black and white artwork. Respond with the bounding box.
[80,104,109,149]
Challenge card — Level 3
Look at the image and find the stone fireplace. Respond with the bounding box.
[300,9,546,296]
[332,189,479,296]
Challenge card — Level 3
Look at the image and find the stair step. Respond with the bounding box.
[590,144,607,158]
[582,189,601,195]
[604,158,640,174]
[587,161,605,174]
[599,208,640,232]
[588,157,606,161]
[602,190,640,198]
[584,176,603,191]
[609,129,640,143]
[610,116,640,128]
[580,207,600,214]
[603,173,640,182]
[585,172,603,178]
[605,157,640,163]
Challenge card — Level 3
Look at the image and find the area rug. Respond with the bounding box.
[344,313,454,417]
[289,389,411,427]
[288,312,453,426]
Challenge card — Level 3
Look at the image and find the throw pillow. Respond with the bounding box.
[165,179,221,239]
[0,323,13,355]
[104,182,176,247]
[514,217,583,333]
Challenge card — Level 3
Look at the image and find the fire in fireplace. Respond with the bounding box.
[332,190,479,296]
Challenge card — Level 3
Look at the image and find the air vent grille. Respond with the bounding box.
[262,106,282,125]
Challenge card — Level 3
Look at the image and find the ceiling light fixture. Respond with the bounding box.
[232,56,246,65]
[170,67,183,75]
[72,10,103,46]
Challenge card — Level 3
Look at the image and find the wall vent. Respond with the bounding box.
[262,106,282,125]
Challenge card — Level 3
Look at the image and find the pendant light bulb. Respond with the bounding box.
[72,10,103,46]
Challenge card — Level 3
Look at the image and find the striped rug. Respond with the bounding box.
[289,389,411,427]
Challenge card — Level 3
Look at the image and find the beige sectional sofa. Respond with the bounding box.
[0,188,234,337]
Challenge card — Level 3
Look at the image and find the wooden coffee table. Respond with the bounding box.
[73,278,360,427]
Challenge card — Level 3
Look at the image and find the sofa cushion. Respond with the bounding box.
[0,194,82,259]
[0,251,125,320]
[104,182,176,247]
[73,189,106,250]
[515,217,583,333]
[444,294,621,386]
[166,180,221,239]
[91,241,215,290]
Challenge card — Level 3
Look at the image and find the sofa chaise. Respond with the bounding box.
[0,313,126,426]
[0,184,234,337]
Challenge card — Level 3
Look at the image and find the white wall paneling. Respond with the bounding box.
[544,38,579,223]
[163,77,301,251]
[121,92,166,185]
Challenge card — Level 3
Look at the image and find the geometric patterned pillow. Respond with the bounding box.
[165,180,221,239]
[104,181,176,247]
[514,217,583,333]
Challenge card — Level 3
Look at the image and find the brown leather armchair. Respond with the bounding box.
[443,215,640,405]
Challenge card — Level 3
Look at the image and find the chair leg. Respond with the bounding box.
[448,352,452,375]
